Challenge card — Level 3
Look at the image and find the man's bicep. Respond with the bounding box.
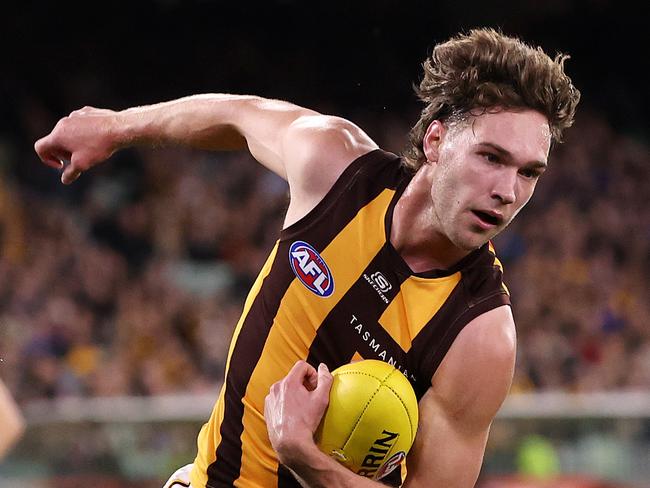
[240,99,377,185]
[403,306,517,487]
[232,97,318,178]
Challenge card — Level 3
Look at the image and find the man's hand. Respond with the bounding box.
[264,362,395,488]
[34,106,122,184]
[264,360,333,466]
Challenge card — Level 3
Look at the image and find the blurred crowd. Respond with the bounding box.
[499,111,650,392]
[0,99,648,403]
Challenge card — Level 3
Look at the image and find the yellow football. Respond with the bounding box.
[315,359,419,481]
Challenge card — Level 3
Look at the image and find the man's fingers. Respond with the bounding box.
[303,367,319,391]
[263,392,272,421]
[60,152,87,185]
[70,106,95,117]
[34,138,65,169]
[42,156,64,170]
[287,360,316,385]
[61,166,80,185]
[310,363,332,417]
[314,363,333,396]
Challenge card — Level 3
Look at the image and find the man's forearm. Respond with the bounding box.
[283,444,388,488]
[35,92,318,183]
[114,93,317,177]
[117,94,256,150]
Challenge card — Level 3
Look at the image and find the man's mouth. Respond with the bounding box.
[471,210,502,227]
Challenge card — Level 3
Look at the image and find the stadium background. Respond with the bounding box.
[1,1,648,487]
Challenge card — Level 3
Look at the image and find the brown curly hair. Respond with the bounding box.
[402,28,581,171]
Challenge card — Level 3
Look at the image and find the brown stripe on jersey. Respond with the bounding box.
[238,191,395,486]
[207,242,295,486]
[280,149,403,241]
[406,247,510,399]
[192,243,280,488]
[297,243,410,488]
[277,465,301,487]
[305,242,410,379]
[206,151,406,487]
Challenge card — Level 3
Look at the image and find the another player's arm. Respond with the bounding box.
[402,305,517,488]
[33,95,377,221]
[0,379,25,459]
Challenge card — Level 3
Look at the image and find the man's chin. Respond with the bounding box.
[454,231,493,251]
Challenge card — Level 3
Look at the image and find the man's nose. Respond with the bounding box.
[490,170,517,205]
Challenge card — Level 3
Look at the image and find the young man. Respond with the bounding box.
[35,28,579,488]
[0,379,25,460]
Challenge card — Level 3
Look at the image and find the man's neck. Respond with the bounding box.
[390,167,470,273]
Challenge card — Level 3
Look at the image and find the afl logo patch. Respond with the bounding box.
[289,241,334,297]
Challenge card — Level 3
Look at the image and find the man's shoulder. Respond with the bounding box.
[284,114,379,179]
[281,116,408,228]
[284,116,376,188]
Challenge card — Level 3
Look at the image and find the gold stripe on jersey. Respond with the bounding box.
[488,243,510,295]
[191,242,280,488]
[501,281,510,295]
[237,396,277,487]
[192,385,226,488]
[235,188,396,484]
[379,273,462,351]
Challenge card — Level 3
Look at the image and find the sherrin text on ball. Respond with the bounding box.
[315,359,418,481]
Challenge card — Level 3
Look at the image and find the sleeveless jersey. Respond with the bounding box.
[191,149,510,487]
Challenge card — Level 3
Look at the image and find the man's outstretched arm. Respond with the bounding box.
[33,95,377,210]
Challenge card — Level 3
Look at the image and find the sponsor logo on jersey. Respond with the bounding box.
[356,430,400,479]
[370,271,392,292]
[289,241,334,297]
[349,314,418,383]
[363,271,393,303]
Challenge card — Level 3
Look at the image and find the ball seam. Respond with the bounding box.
[335,372,383,452]
[334,369,416,447]
[381,370,416,443]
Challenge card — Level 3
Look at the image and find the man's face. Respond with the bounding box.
[424,109,551,251]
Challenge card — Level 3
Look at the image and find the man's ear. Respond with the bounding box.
[422,120,445,163]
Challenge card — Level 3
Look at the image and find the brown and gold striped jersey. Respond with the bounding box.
[190,149,510,488]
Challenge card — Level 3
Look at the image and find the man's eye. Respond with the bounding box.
[520,168,541,179]
[482,152,499,163]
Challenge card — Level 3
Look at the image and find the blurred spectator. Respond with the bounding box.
[0,379,24,459]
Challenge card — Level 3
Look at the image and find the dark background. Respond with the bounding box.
[2,0,647,162]
[1,3,649,483]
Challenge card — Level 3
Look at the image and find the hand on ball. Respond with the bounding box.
[264,360,333,465]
